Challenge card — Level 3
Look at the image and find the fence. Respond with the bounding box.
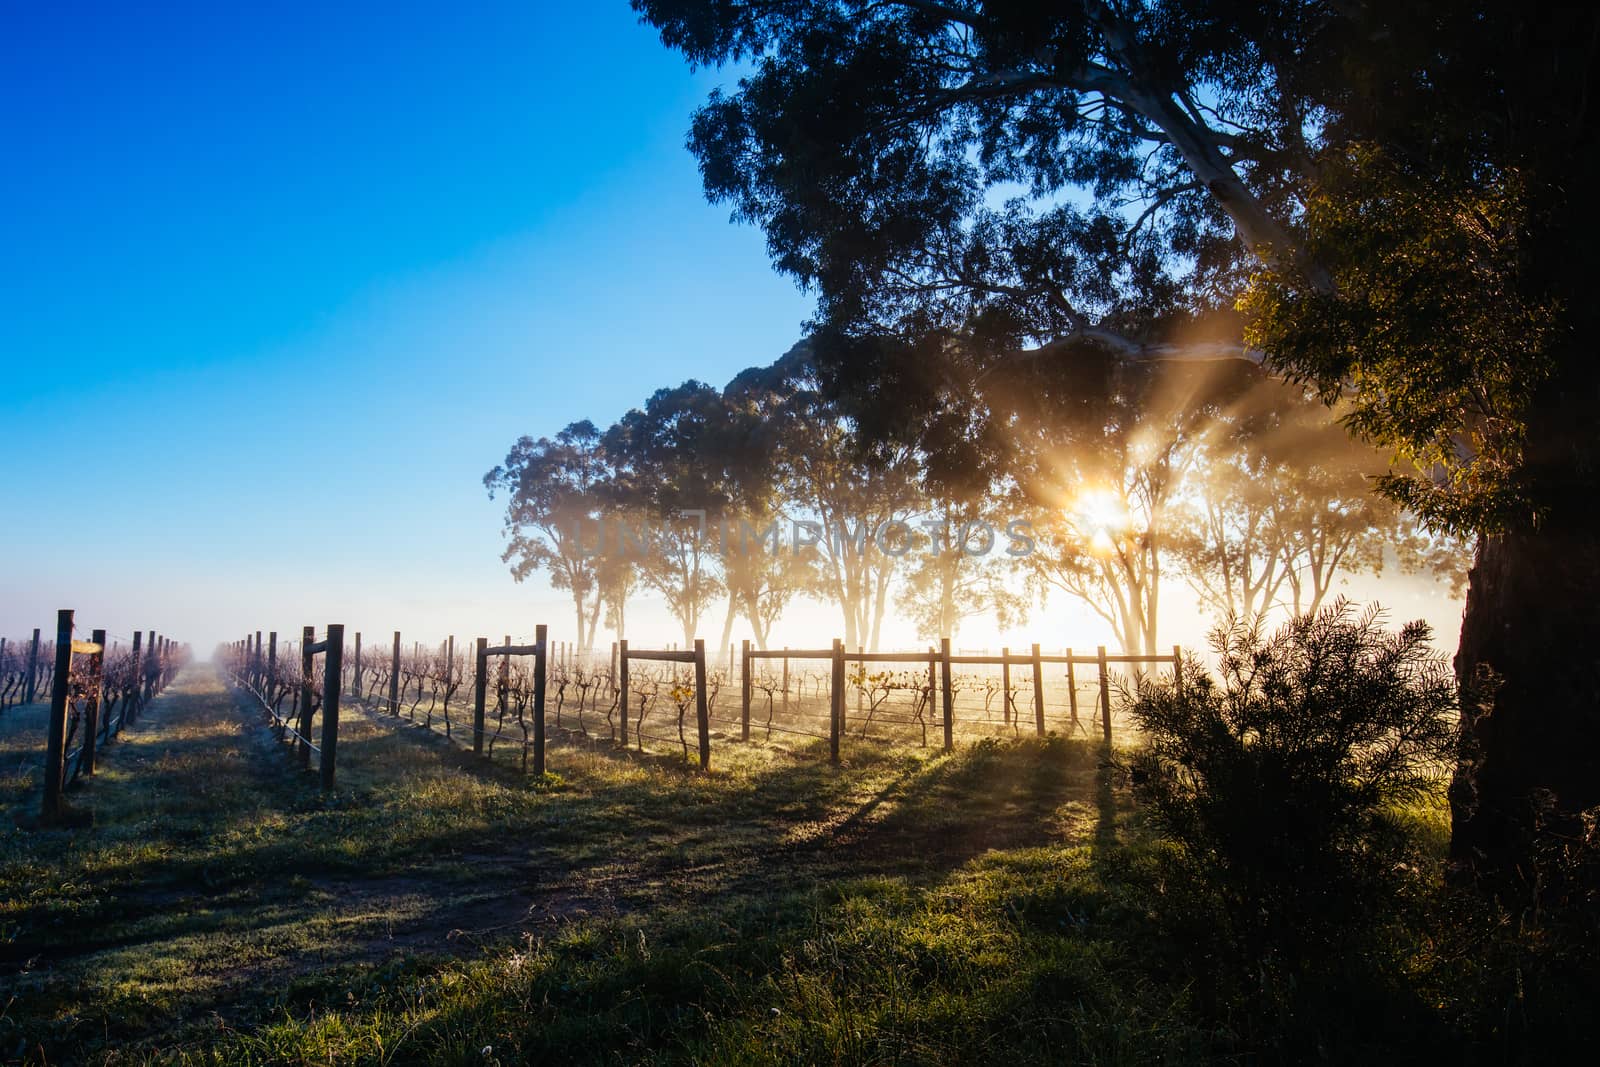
[618,638,711,770]
[0,628,53,712]
[223,625,343,788]
[32,609,184,819]
[225,623,1181,781]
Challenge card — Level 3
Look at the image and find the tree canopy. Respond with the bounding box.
[634,0,1578,536]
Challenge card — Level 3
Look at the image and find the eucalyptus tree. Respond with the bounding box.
[598,515,643,643]
[635,0,1599,888]
[1178,382,1468,625]
[894,349,1028,642]
[749,345,922,651]
[717,365,816,649]
[484,420,612,653]
[602,382,733,648]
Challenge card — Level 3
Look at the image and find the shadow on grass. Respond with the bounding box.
[1,664,1137,1061]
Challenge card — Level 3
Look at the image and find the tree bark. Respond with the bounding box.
[1451,5,1600,892]
[717,597,737,659]
[1450,357,1600,893]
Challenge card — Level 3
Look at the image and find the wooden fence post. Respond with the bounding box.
[1066,648,1078,733]
[1030,643,1045,736]
[25,628,40,704]
[829,638,844,764]
[940,636,954,752]
[144,631,157,703]
[694,638,710,771]
[740,639,752,742]
[254,631,263,689]
[533,624,548,776]
[41,609,73,819]
[266,633,277,713]
[1001,646,1012,726]
[617,639,629,748]
[444,635,455,727]
[472,637,488,755]
[352,632,362,697]
[81,628,106,776]
[389,631,401,715]
[501,636,511,720]
[1097,645,1112,744]
[321,624,343,790]
[128,631,143,724]
[299,626,315,763]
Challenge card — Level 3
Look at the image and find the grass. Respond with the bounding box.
[0,666,1584,1064]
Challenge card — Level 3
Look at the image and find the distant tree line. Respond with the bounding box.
[487,343,1461,654]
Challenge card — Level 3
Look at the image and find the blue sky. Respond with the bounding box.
[0,2,1463,656]
[1,2,819,651]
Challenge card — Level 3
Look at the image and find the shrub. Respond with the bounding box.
[1127,600,1457,957]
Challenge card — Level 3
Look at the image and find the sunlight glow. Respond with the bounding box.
[1073,488,1130,536]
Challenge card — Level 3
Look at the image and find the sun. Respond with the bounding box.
[1073,488,1130,536]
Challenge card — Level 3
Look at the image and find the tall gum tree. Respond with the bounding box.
[603,382,735,648]
[484,421,611,653]
[636,0,1600,893]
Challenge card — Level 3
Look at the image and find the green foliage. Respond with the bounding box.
[1240,147,1557,534]
[635,1,1591,536]
[1126,600,1457,953]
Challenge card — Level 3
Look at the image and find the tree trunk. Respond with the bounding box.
[585,597,601,653]
[1450,359,1600,893]
[718,597,737,656]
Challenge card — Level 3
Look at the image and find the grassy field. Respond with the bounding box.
[0,663,1574,1064]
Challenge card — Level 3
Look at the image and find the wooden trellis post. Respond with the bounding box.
[81,629,106,776]
[321,624,344,790]
[1001,646,1011,726]
[940,636,954,752]
[617,639,630,748]
[443,635,455,727]
[41,609,73,819]
[1066,648,1078,732]
[1031,643,1045,736]
[740,639,752,742]
[25,628,40,704]
[389,631,401,715]
[145,631,157,703]
[352,632,362,697]
[829,638,844,764]
[1097,645,1112,744]
[694,638,710,771]
[129,631,143,724]
[472,637,489,755]
[533,624,548,776]
[299,626,315,763]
